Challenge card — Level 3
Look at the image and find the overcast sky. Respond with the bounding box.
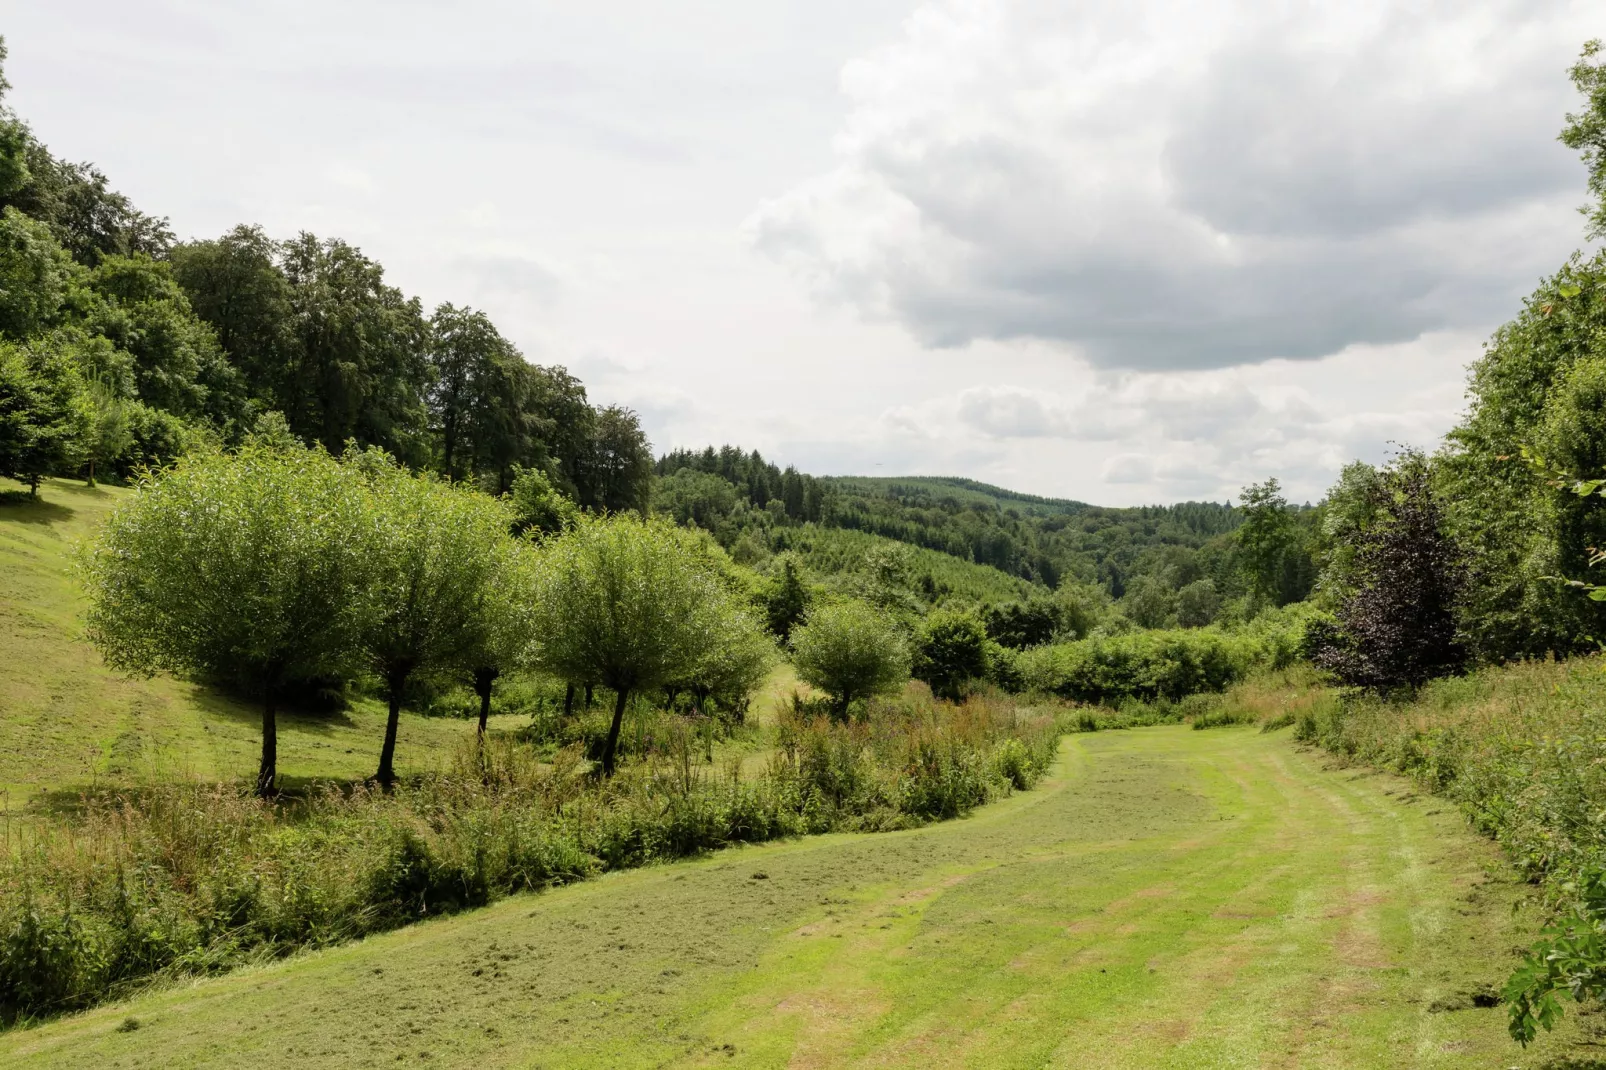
[3,0,1600,504]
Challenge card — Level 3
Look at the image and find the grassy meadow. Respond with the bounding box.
[2,726,1591,1069]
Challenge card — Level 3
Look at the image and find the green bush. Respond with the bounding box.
[1014,608,1317,706]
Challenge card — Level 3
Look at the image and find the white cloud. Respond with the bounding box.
[748,0,1595,370]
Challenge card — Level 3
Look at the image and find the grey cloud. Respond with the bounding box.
[752,0,1596,371]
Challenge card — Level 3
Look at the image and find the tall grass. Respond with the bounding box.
[1293,656,1606,885]
[0,692,1060,1024]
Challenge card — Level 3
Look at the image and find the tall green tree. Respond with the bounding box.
[278,233,430,463]
[169,225,291,407]
[81,439,372,794]
[1237,479,1295,605]
[77,253,242,425]
[582,404,653,514]
[427,304,522,481]
[525,514,726,774]
[348,451,514,787]
[0,206,72,339]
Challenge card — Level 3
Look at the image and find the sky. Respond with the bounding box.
[2,0,1601,505]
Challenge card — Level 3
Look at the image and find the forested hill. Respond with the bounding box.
[655,445,1276,603]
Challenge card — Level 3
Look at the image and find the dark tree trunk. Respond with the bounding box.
[601,687,630,776]
[256,691,278,797]
[474,666,499,739]
[563,682,575,717]
[584,683,594,708]
[86,457,96,487]
[375,667,411,790]
[834,690,852,723]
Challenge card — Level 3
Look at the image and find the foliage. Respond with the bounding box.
[507,464,577,536]
[912,608,990,700]
[757,552,812,642]
[1016,608,1313,706]
[1436,247,1606,660]
[789,600,912,718]
[1175,578,1221,628]
[525,514,728,773]
[1311,450,1466,693]
[352,453,516,786]
[81,442,373,794]
[0,335,90,494]
[983,595,1064,649]
[1563,40,1606,240]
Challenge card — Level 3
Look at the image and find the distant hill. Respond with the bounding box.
[656,446,1261,599]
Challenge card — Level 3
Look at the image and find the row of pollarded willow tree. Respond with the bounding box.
[80,427,779,794]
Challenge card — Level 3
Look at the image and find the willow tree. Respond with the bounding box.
[353,451,514,787]
[526,514,724,775]
[82,439,371,795]
[790,600,911,719]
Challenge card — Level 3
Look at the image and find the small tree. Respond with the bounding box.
[913,608,988,700]
[82,440,371,795]
[0,337,90,495]
[790,600,911,719]
[1175,579,1220,628]
[1313,450,1466,693]
[355,453,515,787]
[680,606,777,719]
[525,514,725,774]
[759,552,811,642]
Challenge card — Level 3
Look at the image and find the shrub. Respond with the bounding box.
[790,600,911,719]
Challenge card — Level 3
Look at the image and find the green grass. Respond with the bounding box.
[0,477,516,805]
[3,725,1592,1069]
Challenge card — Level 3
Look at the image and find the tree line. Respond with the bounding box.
[0,39,651,511]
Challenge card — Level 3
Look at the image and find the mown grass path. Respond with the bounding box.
[3,726,1587,1068]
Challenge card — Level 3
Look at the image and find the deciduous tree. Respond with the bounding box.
[81,439,372,794]
[790,600,910,719]
[525,515,725,774]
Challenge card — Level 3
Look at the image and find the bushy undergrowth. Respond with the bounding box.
[1014,606,1314,705]
[0,693,1058,1023]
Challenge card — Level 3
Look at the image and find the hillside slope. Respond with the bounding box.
[0,478,501,804]
[2,726,1585,1068]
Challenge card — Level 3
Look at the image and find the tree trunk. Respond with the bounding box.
[584,683,594,708]
[563,682,575,717]
[86,457,96,488]
[834,690,852,723]
[256,692,278,797]
[375,668,410,790]
[474,667,498,739]
[601,687,630,776]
